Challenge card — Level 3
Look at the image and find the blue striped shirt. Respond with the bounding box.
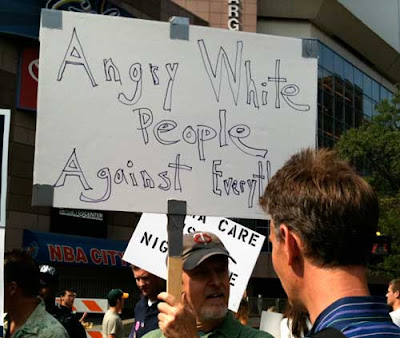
[307,296,400,337]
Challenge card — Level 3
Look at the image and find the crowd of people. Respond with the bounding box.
[4,148,400,337]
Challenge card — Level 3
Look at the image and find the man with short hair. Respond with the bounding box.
[4,250,69,337]
[260,148,400,337]
[387,279,400,326]
[129,266,165,338]
[60,289,77,309]
[102,289,129,338]
[59,288,87,338]
[143,231,273,338]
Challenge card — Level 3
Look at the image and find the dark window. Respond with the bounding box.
[51,208,107,238]
[335,76,344,97]
[344,80,354,104]
[321,45,334,72]
[363,96,372,118]
[323,113,333,136]
[344,61,353,83]
[345,103,354,127]
[372,80,380,102]
[322,69,334,93]
[334,54,344,78]
[363,75,372,98]
[354,68,363,90]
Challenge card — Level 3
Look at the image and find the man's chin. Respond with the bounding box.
[200,305,228,321]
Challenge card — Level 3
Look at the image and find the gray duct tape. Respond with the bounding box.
[170,16,190,41]
[32,184,54,206]
[302,39,318,59]
[41,9,63,30]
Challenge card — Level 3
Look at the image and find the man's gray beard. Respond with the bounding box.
[199,304,228,321]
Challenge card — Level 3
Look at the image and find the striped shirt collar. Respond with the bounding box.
[308,296,394,336]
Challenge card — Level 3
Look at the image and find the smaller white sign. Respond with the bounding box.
[123,213,265,312]
[260,310,283,337]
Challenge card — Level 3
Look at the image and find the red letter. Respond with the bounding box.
[63,246,75,263]
[48,245,63,262]
[76,247,88,264]
[107,250,118,266]
[101,250,109,265]
[90,248,102,265]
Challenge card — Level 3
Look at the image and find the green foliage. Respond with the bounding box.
[372,196,400,278]
[335,86,400,278]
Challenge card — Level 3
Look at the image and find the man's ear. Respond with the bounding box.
[395,290,400,299]
[279,224,302,266]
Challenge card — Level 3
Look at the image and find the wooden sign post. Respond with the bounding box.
[166,200,186,299]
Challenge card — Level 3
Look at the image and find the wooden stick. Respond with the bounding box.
[167,200,186,300]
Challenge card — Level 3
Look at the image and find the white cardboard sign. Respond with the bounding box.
[123,213,265,312]
[34,10,317,219]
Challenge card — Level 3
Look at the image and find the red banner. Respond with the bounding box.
[17,47,39,110]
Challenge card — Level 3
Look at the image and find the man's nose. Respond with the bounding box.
[208,270,222,286]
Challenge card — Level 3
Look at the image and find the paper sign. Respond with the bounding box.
[34,10,317,219]
[260,310,283,337]
[123,213,265,312]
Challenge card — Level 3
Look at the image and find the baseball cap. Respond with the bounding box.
[39,264,59,287]
[182,231,235,270]
[107,289,129,303]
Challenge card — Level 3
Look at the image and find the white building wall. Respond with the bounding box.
[339,0,400,52]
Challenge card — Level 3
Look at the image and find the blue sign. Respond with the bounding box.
[23,230,129,268]
[0,0,132,39]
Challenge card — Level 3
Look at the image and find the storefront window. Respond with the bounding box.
[335,76,344,96]
[321,44,334,72]
[363,96,372,119]
[354,68,363,90]
[345,103,354,127]
[334,54,344,78]
[322,69,334,93]
[323,91,334,115]
[344,61,353,83]
[372,80,380,102]
[363,75,372,97]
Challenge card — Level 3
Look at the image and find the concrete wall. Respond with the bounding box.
[339,0,400,52]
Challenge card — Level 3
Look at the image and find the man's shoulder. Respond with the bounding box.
[32,311,70,337]
[219,314,273,338]
[104,309,120,319]
[237,323,274,338]
[142,328,164,338]
[135,297,148,310]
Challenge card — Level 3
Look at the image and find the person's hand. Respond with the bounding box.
[157,292,198,338]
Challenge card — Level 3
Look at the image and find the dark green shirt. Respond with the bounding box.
[142,312,274,338]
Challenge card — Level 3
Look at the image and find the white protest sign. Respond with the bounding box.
[260,311,283,337]
[123,213,265,312]
[34,10,317,219]
[0,109,10,332]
